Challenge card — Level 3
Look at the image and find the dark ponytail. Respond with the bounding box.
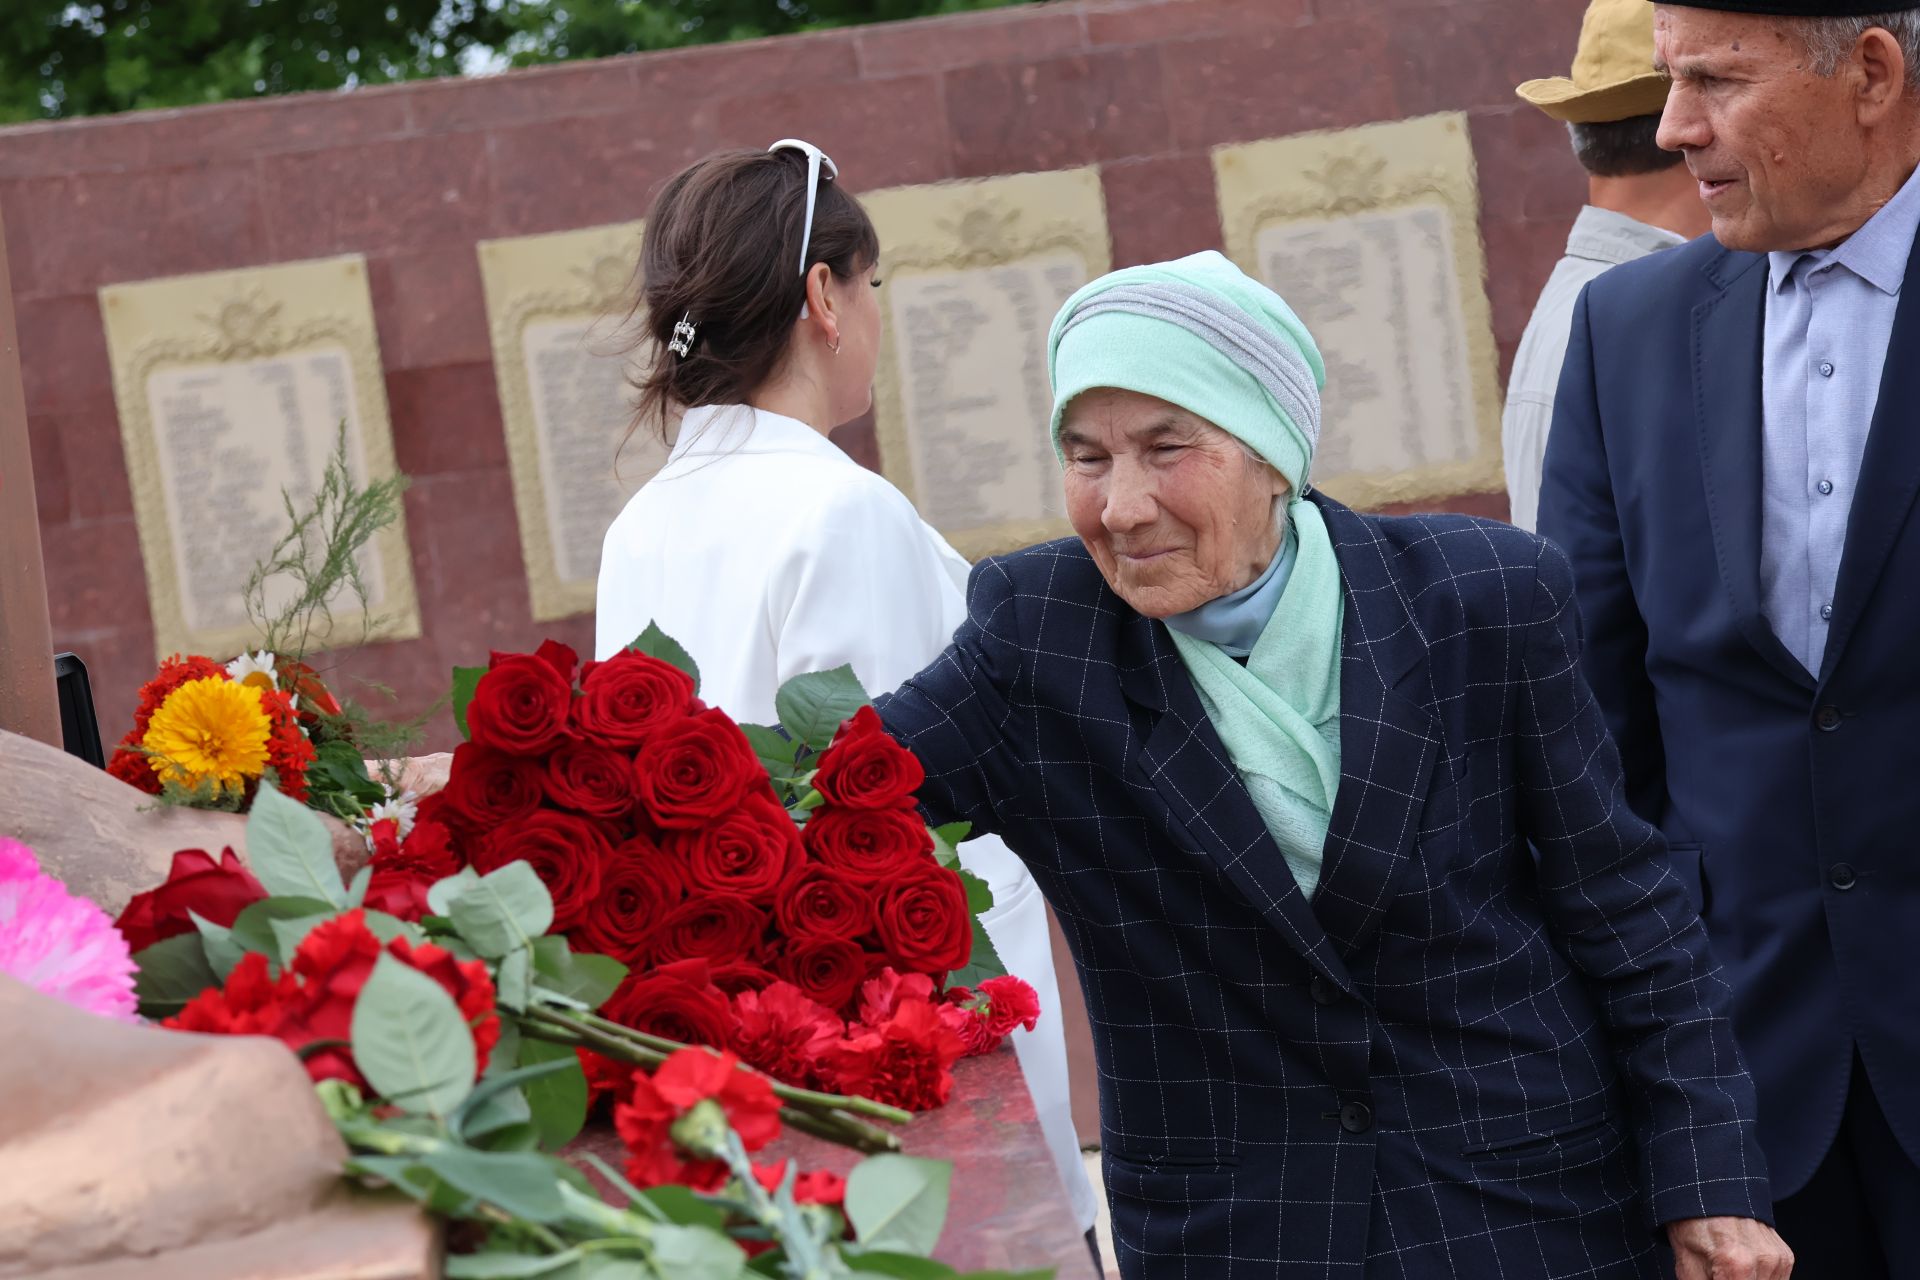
[621,147,879,451]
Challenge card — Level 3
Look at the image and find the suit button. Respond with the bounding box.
[1830,863,1857,891]
[1310,975,1337,1006]
[1339,1102,1375,1135]
[1816,705,1843,732]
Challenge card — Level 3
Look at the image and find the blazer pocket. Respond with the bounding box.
[1104,1145,1241,1176]
[1666,843,1709,916]
[1461,1110,1623,1178]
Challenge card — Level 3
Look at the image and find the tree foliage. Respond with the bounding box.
[0,0,1040,122]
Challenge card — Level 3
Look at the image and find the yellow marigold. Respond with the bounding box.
[141,676,272,791]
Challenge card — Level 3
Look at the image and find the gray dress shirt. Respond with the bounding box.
[1761,165,1920,675]
[1504,206,1684,532]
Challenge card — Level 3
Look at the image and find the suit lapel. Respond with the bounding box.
[1307,499,1442,963]
[1117,608,1357,997]
[1821,226,1920,681]
[1692,248,1816,690]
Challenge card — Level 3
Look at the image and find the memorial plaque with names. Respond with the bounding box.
[864,169,1111,560]
[1215,113,1505,508]
[478,223,661,621]
[100,256,420,662]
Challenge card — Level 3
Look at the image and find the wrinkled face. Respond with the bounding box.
[1060,388,1291,618]
[1654,6,1883,250]
[826,260,884,424]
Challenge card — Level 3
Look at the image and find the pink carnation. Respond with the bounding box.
[0,838,138,1022]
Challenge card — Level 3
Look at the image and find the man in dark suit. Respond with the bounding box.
[1541,2,1920,1273]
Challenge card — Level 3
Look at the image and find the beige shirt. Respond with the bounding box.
[1504,206,1685,532]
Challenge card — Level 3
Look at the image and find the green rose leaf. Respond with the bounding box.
[228,896,340,960]
[649,1224,747,1279]
[945,870,1007,989]
[628,621,702,696]
[361,909,425,947]
[929,823,971,869]
[351,952,477,1117]
[841,1255,960,1278]
[419,1147,574,1223]
[775,665,871,750]
[517,1037,590,1151]
[498,946,532,1014]
[445,1250,584,1279]
[189,910,247,981]
[346,864,373,908]
[451,665,487,740]
[530,936,627,1010]
[459,1084,533,1141]
[131,932,220,1018]
[428,868,482,917]
[246,780,349,907]
[844,1155,952,1256]
[448,861,554,959]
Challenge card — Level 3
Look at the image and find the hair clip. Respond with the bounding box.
[668,312,698,358]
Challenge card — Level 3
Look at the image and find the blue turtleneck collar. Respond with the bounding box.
[1163,523,1295,659]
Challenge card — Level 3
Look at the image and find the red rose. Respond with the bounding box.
[820,998,964,1112]
[802,808,935,882]
[473,811,609,932]
[709,961,778,995]
[467,647,575,757]
[616,1047,781,1190]
[669,793,802,903]
[775,938,871,1014]
[599,957,736,1048]
[363,820,460,922]
[729,981,842,1089]
[775,870,874,942]
[544,741,637,823]
[814,706,924,810]
[574,650,696,749]
[653,895,768,966]
[631,709,765,830]
[439,744,545,833]
[574,835,683,965]
[873,867,973,976]
[976,974,1042,1038]
[114,847,268,953]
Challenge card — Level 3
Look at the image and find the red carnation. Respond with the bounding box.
[813,706,924,810]
[775,937,871,1015]
[729,981,843,1088]
[574,834,684,966]
[573,650,696,749]
[544,741,638,823]
[668,793,802,903]
[821,998,964,1112]
[937,1000,1001,1058]
[653,895,768,967]
[631,709,765,830]
[802,808,936,883]
[114,846,267,953]
[976,974,1042,1038]
[615,1047,782,1191]
[473,810,608,932]
[873,867,973,976]
[467,646,575,757]
[752,1162,848,1211]
[775,870,874,942]
[856,967,939,1026]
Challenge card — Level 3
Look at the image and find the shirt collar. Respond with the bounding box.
[1564,205,1687,267]
[667,404,851,465]
[1163,520,1297,659]
[1769,161,1920,297]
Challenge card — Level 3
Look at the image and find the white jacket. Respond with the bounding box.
[595,405,1098,1230]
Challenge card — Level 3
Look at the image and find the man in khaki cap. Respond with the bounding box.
[1502,0,1709,531]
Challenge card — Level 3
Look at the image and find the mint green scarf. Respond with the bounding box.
[1048,252,1343,897]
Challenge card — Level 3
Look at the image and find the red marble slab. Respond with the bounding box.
[568,1048,1098,1278]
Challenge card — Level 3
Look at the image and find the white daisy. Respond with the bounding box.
[225,650,280,696]
[367,783,419,840]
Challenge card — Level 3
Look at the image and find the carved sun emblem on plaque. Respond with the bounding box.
[197,295,285,358]
[582,254,632,312]
[1304,154,1390,214]
[944,205,1023,261]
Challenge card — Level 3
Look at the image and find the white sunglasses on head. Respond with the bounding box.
[768,138,840,320]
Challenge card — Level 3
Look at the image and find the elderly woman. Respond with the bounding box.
[878,254,1791,1280]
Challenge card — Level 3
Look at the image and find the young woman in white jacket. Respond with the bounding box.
[593,141,1101,1249]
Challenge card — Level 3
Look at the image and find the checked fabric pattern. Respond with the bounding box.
[878,495,1770,1279]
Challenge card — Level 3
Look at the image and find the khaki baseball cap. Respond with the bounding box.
[1516,0,1671,124]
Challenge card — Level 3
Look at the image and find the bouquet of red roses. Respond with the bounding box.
[416,627,1036,1113]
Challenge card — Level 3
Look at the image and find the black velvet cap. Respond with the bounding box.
[1653,0,1920,12]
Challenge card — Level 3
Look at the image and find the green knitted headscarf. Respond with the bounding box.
[1047,251,1344,899]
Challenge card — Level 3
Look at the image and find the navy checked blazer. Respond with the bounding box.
[878,495,1771,1279]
